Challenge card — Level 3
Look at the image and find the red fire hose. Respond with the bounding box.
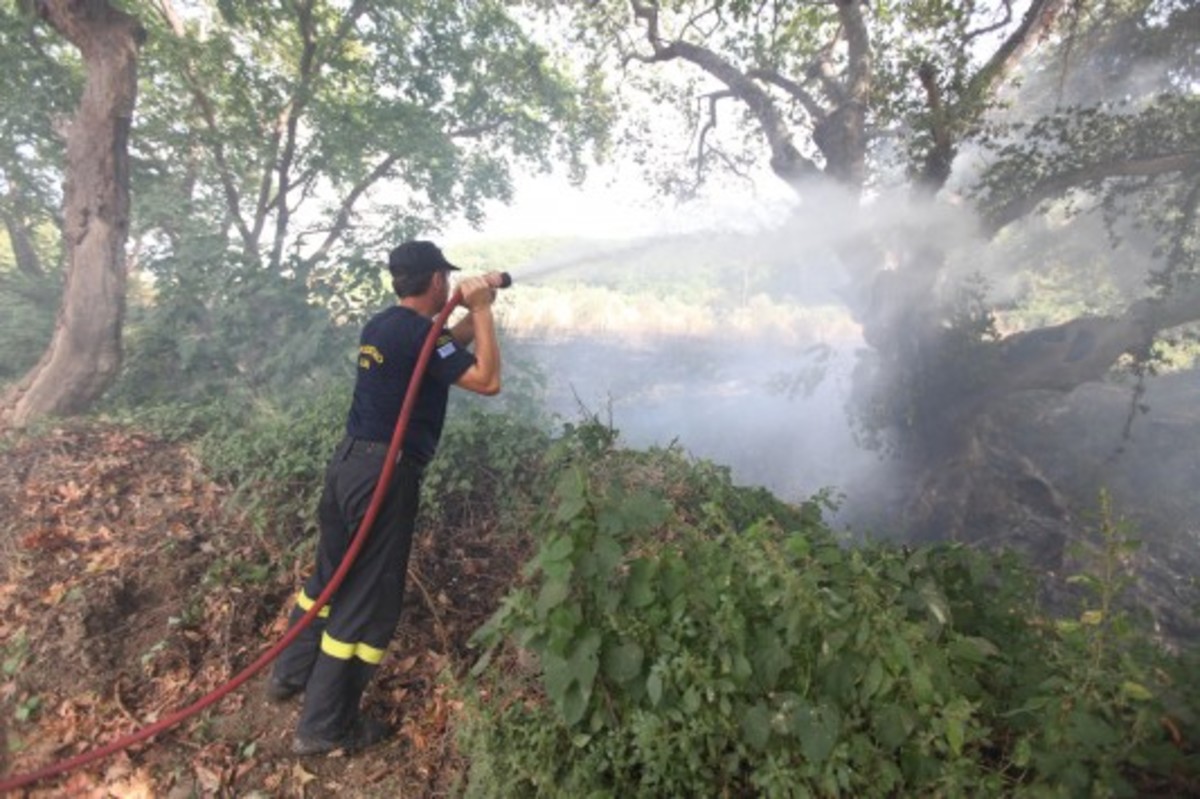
[0,273,508,793]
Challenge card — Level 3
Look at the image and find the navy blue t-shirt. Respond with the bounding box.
[345,305,475,461]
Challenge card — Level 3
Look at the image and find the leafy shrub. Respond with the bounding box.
[112,251,358,406]
[191,385,350,539]
[459,444,1199,797]
[0,257,58,385]
[421,404,553,534]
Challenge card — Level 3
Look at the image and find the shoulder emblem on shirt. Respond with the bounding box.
[359,345,384,370]
[436,334,457,359]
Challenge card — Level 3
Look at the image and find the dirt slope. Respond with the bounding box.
[0,423,522,797]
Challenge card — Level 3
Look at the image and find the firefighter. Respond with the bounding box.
[268,240,501,755]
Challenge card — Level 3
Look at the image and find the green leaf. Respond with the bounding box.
[751,631,791,691]
[546,603,583,653]
[1067,709,1121,748]
[554,471,588,522]
[659,553,687,600]
[601,640,644,684]
[569,631,601,689]
[794,703,840,764]
[910,664,936,704]
[943,698,972,757]
[785,534,811,559]
[535,578,570,618]
[884,560,912,586]
[741,703,772,751]
[1013,736,1034,768]
[543,630,601,727]
[731,651,753,683]
[624,558,657,608]
[948,636,999,664]
[1121,681,1153,702]
[543,651,572,703]
[823,653,863,703]
[541,535,574,563]
[873,703,915,750]
[815,545,844,566]
[919,582,951,627]
[560,683,589,726]
[646,671,663,707]
[862,657,885,701]
[598,491,667,538]
[592,533,622,576]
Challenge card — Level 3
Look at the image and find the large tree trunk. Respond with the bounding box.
[2,0,142,428]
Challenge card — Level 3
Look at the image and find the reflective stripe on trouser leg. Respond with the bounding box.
[295,453,421,741]
[296,589,332,617]
[320,632,386,664]
[270,589,332,689]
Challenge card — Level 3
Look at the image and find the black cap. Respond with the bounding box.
[387,240,460,277]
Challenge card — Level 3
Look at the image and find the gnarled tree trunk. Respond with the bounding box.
[3,0,142,428]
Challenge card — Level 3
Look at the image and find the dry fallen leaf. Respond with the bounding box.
[57,482,84,503]
[193,764,223,794]
[40,581,69,606]
[291,762,318,788]
[105,767,156,799]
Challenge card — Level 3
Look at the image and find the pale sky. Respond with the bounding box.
[445,164,797,245]
[445,170,654,242]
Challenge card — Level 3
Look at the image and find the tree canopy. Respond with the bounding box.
[2,0,1197,469]
[2,0,611,410]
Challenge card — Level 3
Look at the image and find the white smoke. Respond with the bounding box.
[478,183,1002,532]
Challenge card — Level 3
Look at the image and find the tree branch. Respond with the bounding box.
[624,0,679,66]
[802,0,871,187]
[995,279,1200,395]
[803,26,847,105]
[155,0,257,250]
[963,0,1014,44]
[265,0,371,271]
[966,0,1068,103]
[837,0,871,108]
[450,117,513,139]
[1,207,45,278]
[695,89,733,186]
[985,152,1200,234]
[747,67,827,123]
[680,2,721,40]
[270,0,318,271]
[678,40,821,184]
[625,1,818,186]
[251,112,284,246]
[300,153,401,270]
[917,62,955,190]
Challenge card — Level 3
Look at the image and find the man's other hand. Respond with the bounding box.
[459,276,497,310]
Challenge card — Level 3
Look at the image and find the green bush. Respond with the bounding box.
[0,258,57,385]
[111,250,359,407]
[421,404,553,533]
[190,386,350,539]
[460,444,1199,798]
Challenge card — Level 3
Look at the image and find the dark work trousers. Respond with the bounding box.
[271,435,424,742]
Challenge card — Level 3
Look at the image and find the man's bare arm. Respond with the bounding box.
[454,277,500,395]
[450,313,475,347]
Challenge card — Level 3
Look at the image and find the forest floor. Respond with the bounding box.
[0,423,526,798]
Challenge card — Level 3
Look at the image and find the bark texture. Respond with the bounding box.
[3,0,142,427]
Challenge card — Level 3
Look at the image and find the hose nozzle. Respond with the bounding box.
[486,271,513,289]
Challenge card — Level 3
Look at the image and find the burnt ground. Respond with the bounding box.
[0,423,528,798]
